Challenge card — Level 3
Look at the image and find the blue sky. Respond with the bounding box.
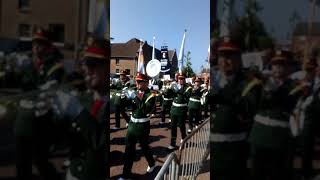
[231,0,317,42]
[111,0,210,73]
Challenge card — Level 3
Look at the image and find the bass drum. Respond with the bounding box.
[146,59,161,78]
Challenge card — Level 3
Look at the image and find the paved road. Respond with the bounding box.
[110,111,184,179]
[110,103,210,179]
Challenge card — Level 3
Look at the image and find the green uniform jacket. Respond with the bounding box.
[41,62,64,84]
[20,66,38,91]
[131,88,156,119]
[170,85,192,116]
[38,48,65,85]
[161,86,175,108]
[69,98,107,180]
[249,78,301,149]
[188,87,202,110]
[14,99,34,137]
[111,81,131,106]
[150,79,163,90]
[14,48,65,137]
[301,88,320,146]
[211,73,263,172]
[128,89,156,137]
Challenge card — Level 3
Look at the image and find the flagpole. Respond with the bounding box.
[304,0,316,67]
[178,29,187,74]
[137,39,145,74]
[207,44,210,70]
[152,36,155,60]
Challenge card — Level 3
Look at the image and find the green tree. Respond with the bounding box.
[289,9,301,37]
[182,51,195,78]
[230,0,273,51]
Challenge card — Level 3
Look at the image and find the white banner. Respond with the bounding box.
[163,74,171,80]
[241,52,263,71]
[186,78,193,84]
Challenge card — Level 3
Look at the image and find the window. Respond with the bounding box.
[125,69,130,75]
[19,0,30,10]
[116,69,119,74]
[49,24,65,43]
[116,59,119,65]
[18,24,31,38]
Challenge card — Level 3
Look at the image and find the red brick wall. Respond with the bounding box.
[110,58,136,76]
[0,0,89,59]
[292,35,320,61]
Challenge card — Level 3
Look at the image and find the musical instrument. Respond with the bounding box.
[201,91,208,105]
[146,59,161,78]
[160,84,171,95]
[122,87,136,100]
[170,81,179,92]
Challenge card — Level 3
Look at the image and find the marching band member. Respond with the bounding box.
[111,70,131,130]
[249,50,300,180]
[148,77,162,117]
[63,40,108,180]
[201,78,210,119]
[211,38,262,180]
[15,28,65,180]
[168,73,192,150]
[187,77,202,132]
[119,73,156,180]
[294,58,318,179]
[160,78,175,125]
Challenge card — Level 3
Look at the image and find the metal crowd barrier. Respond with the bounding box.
[154,152,179,180]
[155,117,210,180]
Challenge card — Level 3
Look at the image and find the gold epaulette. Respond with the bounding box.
[145,93,155,104]
[289,85,303,96]
[185,86,192,93]
[241,78,262,97]
[47,63,63,77]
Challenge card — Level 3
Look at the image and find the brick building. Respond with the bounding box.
[292,22,320,61]
[0,0,91,59]
[166,49,178,78]
[111,38,178,77]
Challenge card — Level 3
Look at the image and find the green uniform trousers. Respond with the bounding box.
[161,100,172,123]
[122,121,155,178]
[170,114,187,146]
[16,112,62,180]
[188,108,201,130]
[115,105,130,128]
[211,141,248,180]
[250,145,292,180]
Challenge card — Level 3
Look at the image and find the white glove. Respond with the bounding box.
[177,84,182,90]
[52,90,84,121]
[153,85,159,91]
[35,92,52,117]
[39,80,58,90]
[127,89,136,100]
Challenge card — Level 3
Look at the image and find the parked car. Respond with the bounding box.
[0,38,32,55]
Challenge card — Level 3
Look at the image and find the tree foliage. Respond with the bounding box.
[182,51,195,78]
[229,0,274,51]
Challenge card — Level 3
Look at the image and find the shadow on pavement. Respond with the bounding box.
[111,166,161,180]
[151,146,172,159]
[110,150,124,167]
